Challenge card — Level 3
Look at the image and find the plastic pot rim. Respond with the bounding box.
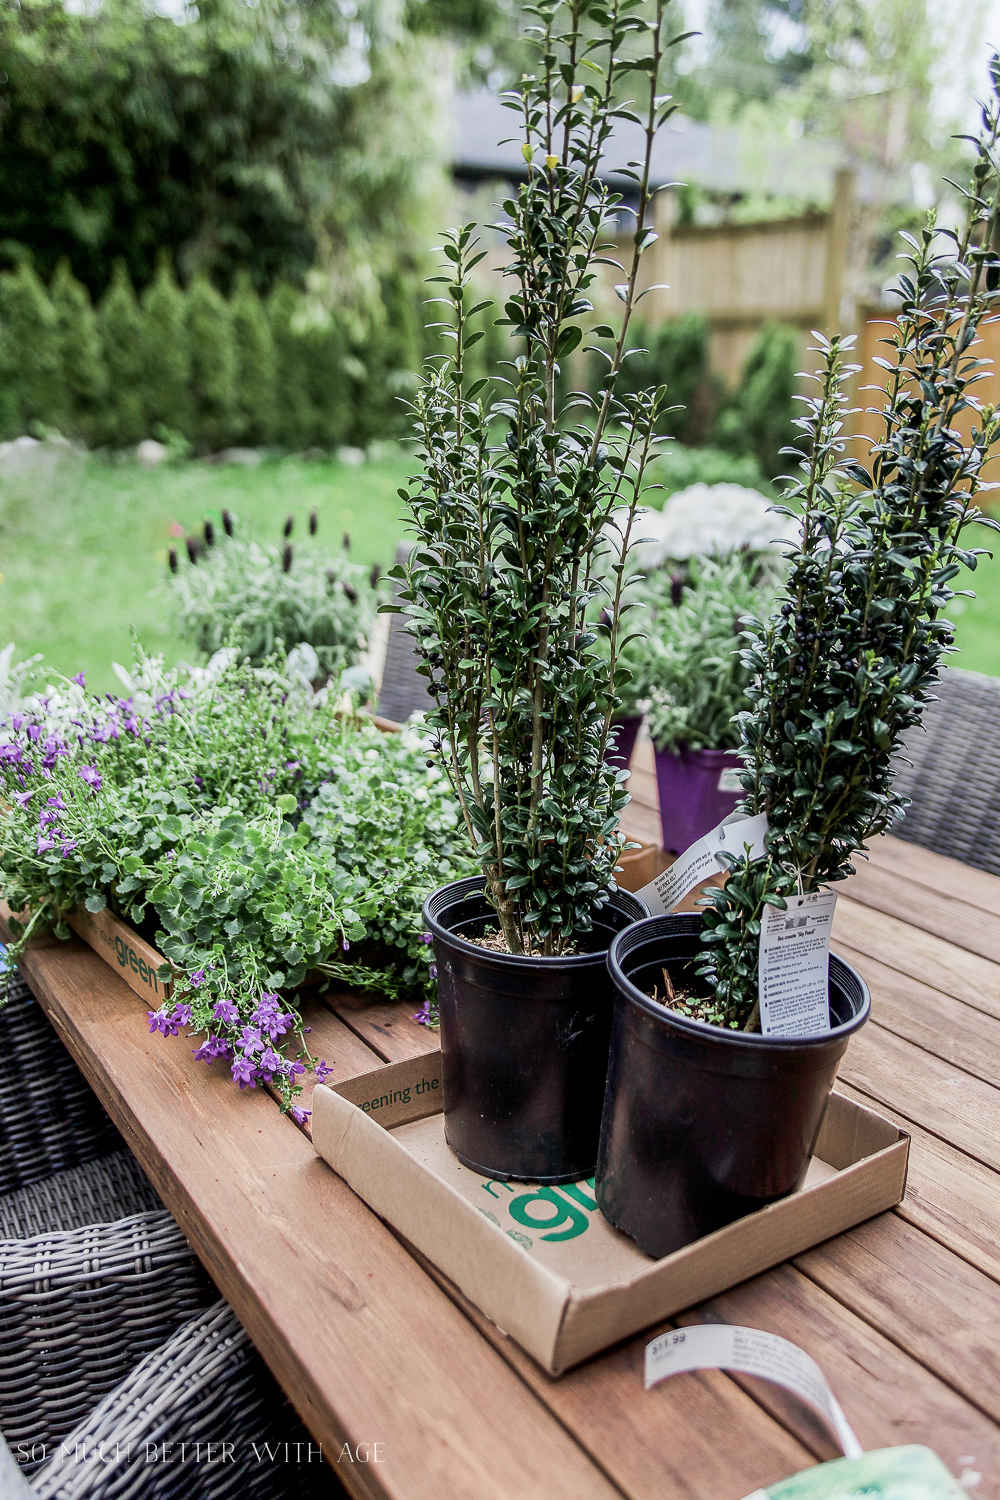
[423,876,648,975]
[607,912,871,1053]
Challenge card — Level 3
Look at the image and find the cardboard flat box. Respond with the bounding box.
[312,1051,909,1376]
[67,902,174,1005]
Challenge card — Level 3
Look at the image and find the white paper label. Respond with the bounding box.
[636,812,769,916]
[758,890,837,1037]
[645,1324,862,1461]
[717,766,743,793]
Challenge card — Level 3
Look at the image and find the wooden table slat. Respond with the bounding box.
[865,835,1000,918]
[834,897,1000,1021]
[838,862,1000,965]
[686,1266,1000,1482]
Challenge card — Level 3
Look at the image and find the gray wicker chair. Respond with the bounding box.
[376,541,430,725]
[29,1301,338,1500]
[0,1205,215,1474]
[0,974,121,1196]
[0,1152,162,1242]
[892,667,1000,875]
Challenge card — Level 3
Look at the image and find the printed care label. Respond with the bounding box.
[645,1324,862,1460]
[758,890,837,1037]
[636,812,769,916]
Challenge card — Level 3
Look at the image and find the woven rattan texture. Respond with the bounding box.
[0,973,121,1195]
[376,541,429,726]
[892,667,1000,875]
[0,1210,215,1474]
[0,1152,162,1241]
[31,1300,341,1500]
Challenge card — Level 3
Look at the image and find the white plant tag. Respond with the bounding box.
[758,890,837,1037]
[635,812,769,916]
[645,1324,862,1460]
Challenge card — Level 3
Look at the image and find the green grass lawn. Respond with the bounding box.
[2,448,999,693]
[0,449,414,694]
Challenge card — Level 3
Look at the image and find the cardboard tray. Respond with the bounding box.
[312,1050,909,1376]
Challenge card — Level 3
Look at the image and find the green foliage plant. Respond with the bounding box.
[187,274,238,452]
[0,261,64,437]
[395,0,687,957]
[610,311,716,443]
[168,515,375,676]
[643,442,774,502]
[714,321,799,479]
[700,87,1000,1031]
[0,650,473,1113]
[141,261,192,438]
[99,264,145,446]
[641,553,780,754]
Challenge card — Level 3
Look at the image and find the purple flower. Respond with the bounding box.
[148,1009,169,1035]
[232,1057,258,1089]
[78,765,102,793]
[47,793,67,810]
[11,713,23,732]
[212,998,238,1025]
[429,964,437,979]
[190,969,206,987]
[170,1003,193,1026]
[36,834,58,854]
[289,1105,311,1126]
[286,1060,305,1079]
[72,672,86,687]
[193,1034,230,1063]
[419,932,434,945]
[342,938,350,952]
[39,809,59,826]
[27,723,42,742]
[258,1047,283,1077]
[60,840,78,856]
[314,1058,333,1084]
[238,1025,263,1056]
[13,790,33,807]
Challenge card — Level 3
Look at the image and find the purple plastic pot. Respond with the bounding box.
[604,715,643,772]
[654,744,743,853]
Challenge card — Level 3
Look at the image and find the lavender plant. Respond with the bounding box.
[168,512,375,678]
[394,0,685,956]
[700,87,1000,1030]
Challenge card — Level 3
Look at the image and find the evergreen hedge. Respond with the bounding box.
[0,260,426,452]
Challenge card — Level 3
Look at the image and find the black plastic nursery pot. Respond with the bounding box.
[596,913,871,1257]
[423,878,648,1184]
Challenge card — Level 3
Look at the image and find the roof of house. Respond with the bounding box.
[450,90,871,205]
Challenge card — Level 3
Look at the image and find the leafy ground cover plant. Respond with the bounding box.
[640,554,781,754]
[700,85,1000,1030]
[0,649,472,1114]
[395,0,685,956]
[168,510,377,678]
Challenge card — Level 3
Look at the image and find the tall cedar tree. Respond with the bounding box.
[0,261,64,437]
[231,273,277,446]
[51,260,106,445]
[304,311,351,449]
[269,281,316,449]
[99,264,145,446]
[141,261,192,437]
[187,274,238,452]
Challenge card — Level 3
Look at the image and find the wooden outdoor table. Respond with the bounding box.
[6,731,1000,1499]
